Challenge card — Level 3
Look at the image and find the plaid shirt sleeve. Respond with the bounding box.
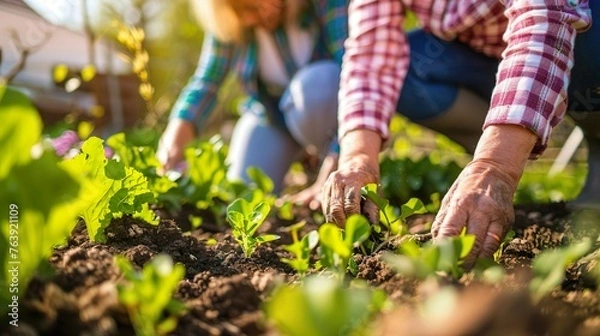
[338,0,408,140]
[170,34,235,131]
[484,0,592,157]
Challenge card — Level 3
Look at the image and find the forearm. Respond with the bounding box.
[471,125,537,186]
[339,129,382,177]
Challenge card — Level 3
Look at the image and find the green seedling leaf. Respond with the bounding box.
[247,166,274,194]
[0,87,42,179]
[227,198,278,257]
[0,98,83,315]
[264,276,388,336]
[530,238,592,302]
[399,198,427,220]
[61,137,157,242]
[116,254,186,336]
[282,229,319,274]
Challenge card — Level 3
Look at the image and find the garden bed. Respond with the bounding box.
[4,202,600,336]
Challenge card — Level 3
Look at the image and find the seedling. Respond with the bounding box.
[116,254,186,336]
[0,89,83,314]
[264,275,388,336]
[318,214,370,277]
[281,221,319,274]
[383,231,476,280]
[529,238,592,303]
[226,198,280,257]
[60,137,157,242]
[361,184,427,252]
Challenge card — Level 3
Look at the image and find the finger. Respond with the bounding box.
[477,222,505,259]
[432,197,468,242]
[462,204,495,267]
[343,186,361,217]
[328,176,349,226]
[431,178,461,238]
[362,198,379,224]
[308,198,321,211]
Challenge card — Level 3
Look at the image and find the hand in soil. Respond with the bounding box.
[156,118,195,173]
[322,161,380,226]
[431,161,516,267]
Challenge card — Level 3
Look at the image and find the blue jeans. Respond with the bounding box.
[227,60,340,193]
[398,3,600,122]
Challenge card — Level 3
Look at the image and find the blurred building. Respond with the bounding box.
[0,0,145,134]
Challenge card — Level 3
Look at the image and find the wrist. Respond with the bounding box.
[339,129,382,177]
[471,125,537,184]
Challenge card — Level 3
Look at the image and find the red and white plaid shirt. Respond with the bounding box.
[339,0,592,157]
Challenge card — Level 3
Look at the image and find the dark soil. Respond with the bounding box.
[2,202,600,336]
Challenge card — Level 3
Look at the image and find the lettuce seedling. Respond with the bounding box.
[318,215,370,276]
[281,221,319,274]
[0,87,83,315]
[383,232,476,280]
[529,238,592,303]
[116,254,186,336]
[60,137,157,242]
[227,198,280,257]
[264,275,388,336]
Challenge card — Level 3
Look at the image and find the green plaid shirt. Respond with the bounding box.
[170,0,349,130]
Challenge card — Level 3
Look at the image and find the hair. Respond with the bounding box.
[191,0,243,43]
[190,0,306,44]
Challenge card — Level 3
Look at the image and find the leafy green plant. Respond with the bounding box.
[379,156,462,210]
[116,254,186,336]
[60,137,157,242]
[106,132,177,203]
[226,198,280,257]
[361,184,427,252]
[529,238,592,303]
[0,86,83,315]
[383,232,476,280]
[318,215,371,276]
[179,137,231,211]
[264,275,388,336]
[281,222,319,274]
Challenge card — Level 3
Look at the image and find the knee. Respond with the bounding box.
[279,60,340,148]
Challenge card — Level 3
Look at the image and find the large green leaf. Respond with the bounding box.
[0,87,42,179]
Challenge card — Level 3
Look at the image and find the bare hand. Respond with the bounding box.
[322,130,383,226]
[322,163,380,226]
[431,160,518,267]
[156,119,195,173]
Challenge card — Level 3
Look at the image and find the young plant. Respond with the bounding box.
[361,184,427,252]
[383,231,476,280]
[318,215,371,276]
[116,254,186,336]
[60,137,157,242]
[226,198,280,257]
[0,87,83,315]
[281,221,319,275]
[264,275,388,336]
[529,238,592,303]
[106,132,177,206]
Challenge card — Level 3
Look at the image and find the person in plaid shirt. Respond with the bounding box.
[323,0,598,265]
[157,0,348,208]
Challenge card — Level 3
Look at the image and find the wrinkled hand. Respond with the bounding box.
[156,119,195,173]
[432,160,518,267]
[322,162,380,226]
